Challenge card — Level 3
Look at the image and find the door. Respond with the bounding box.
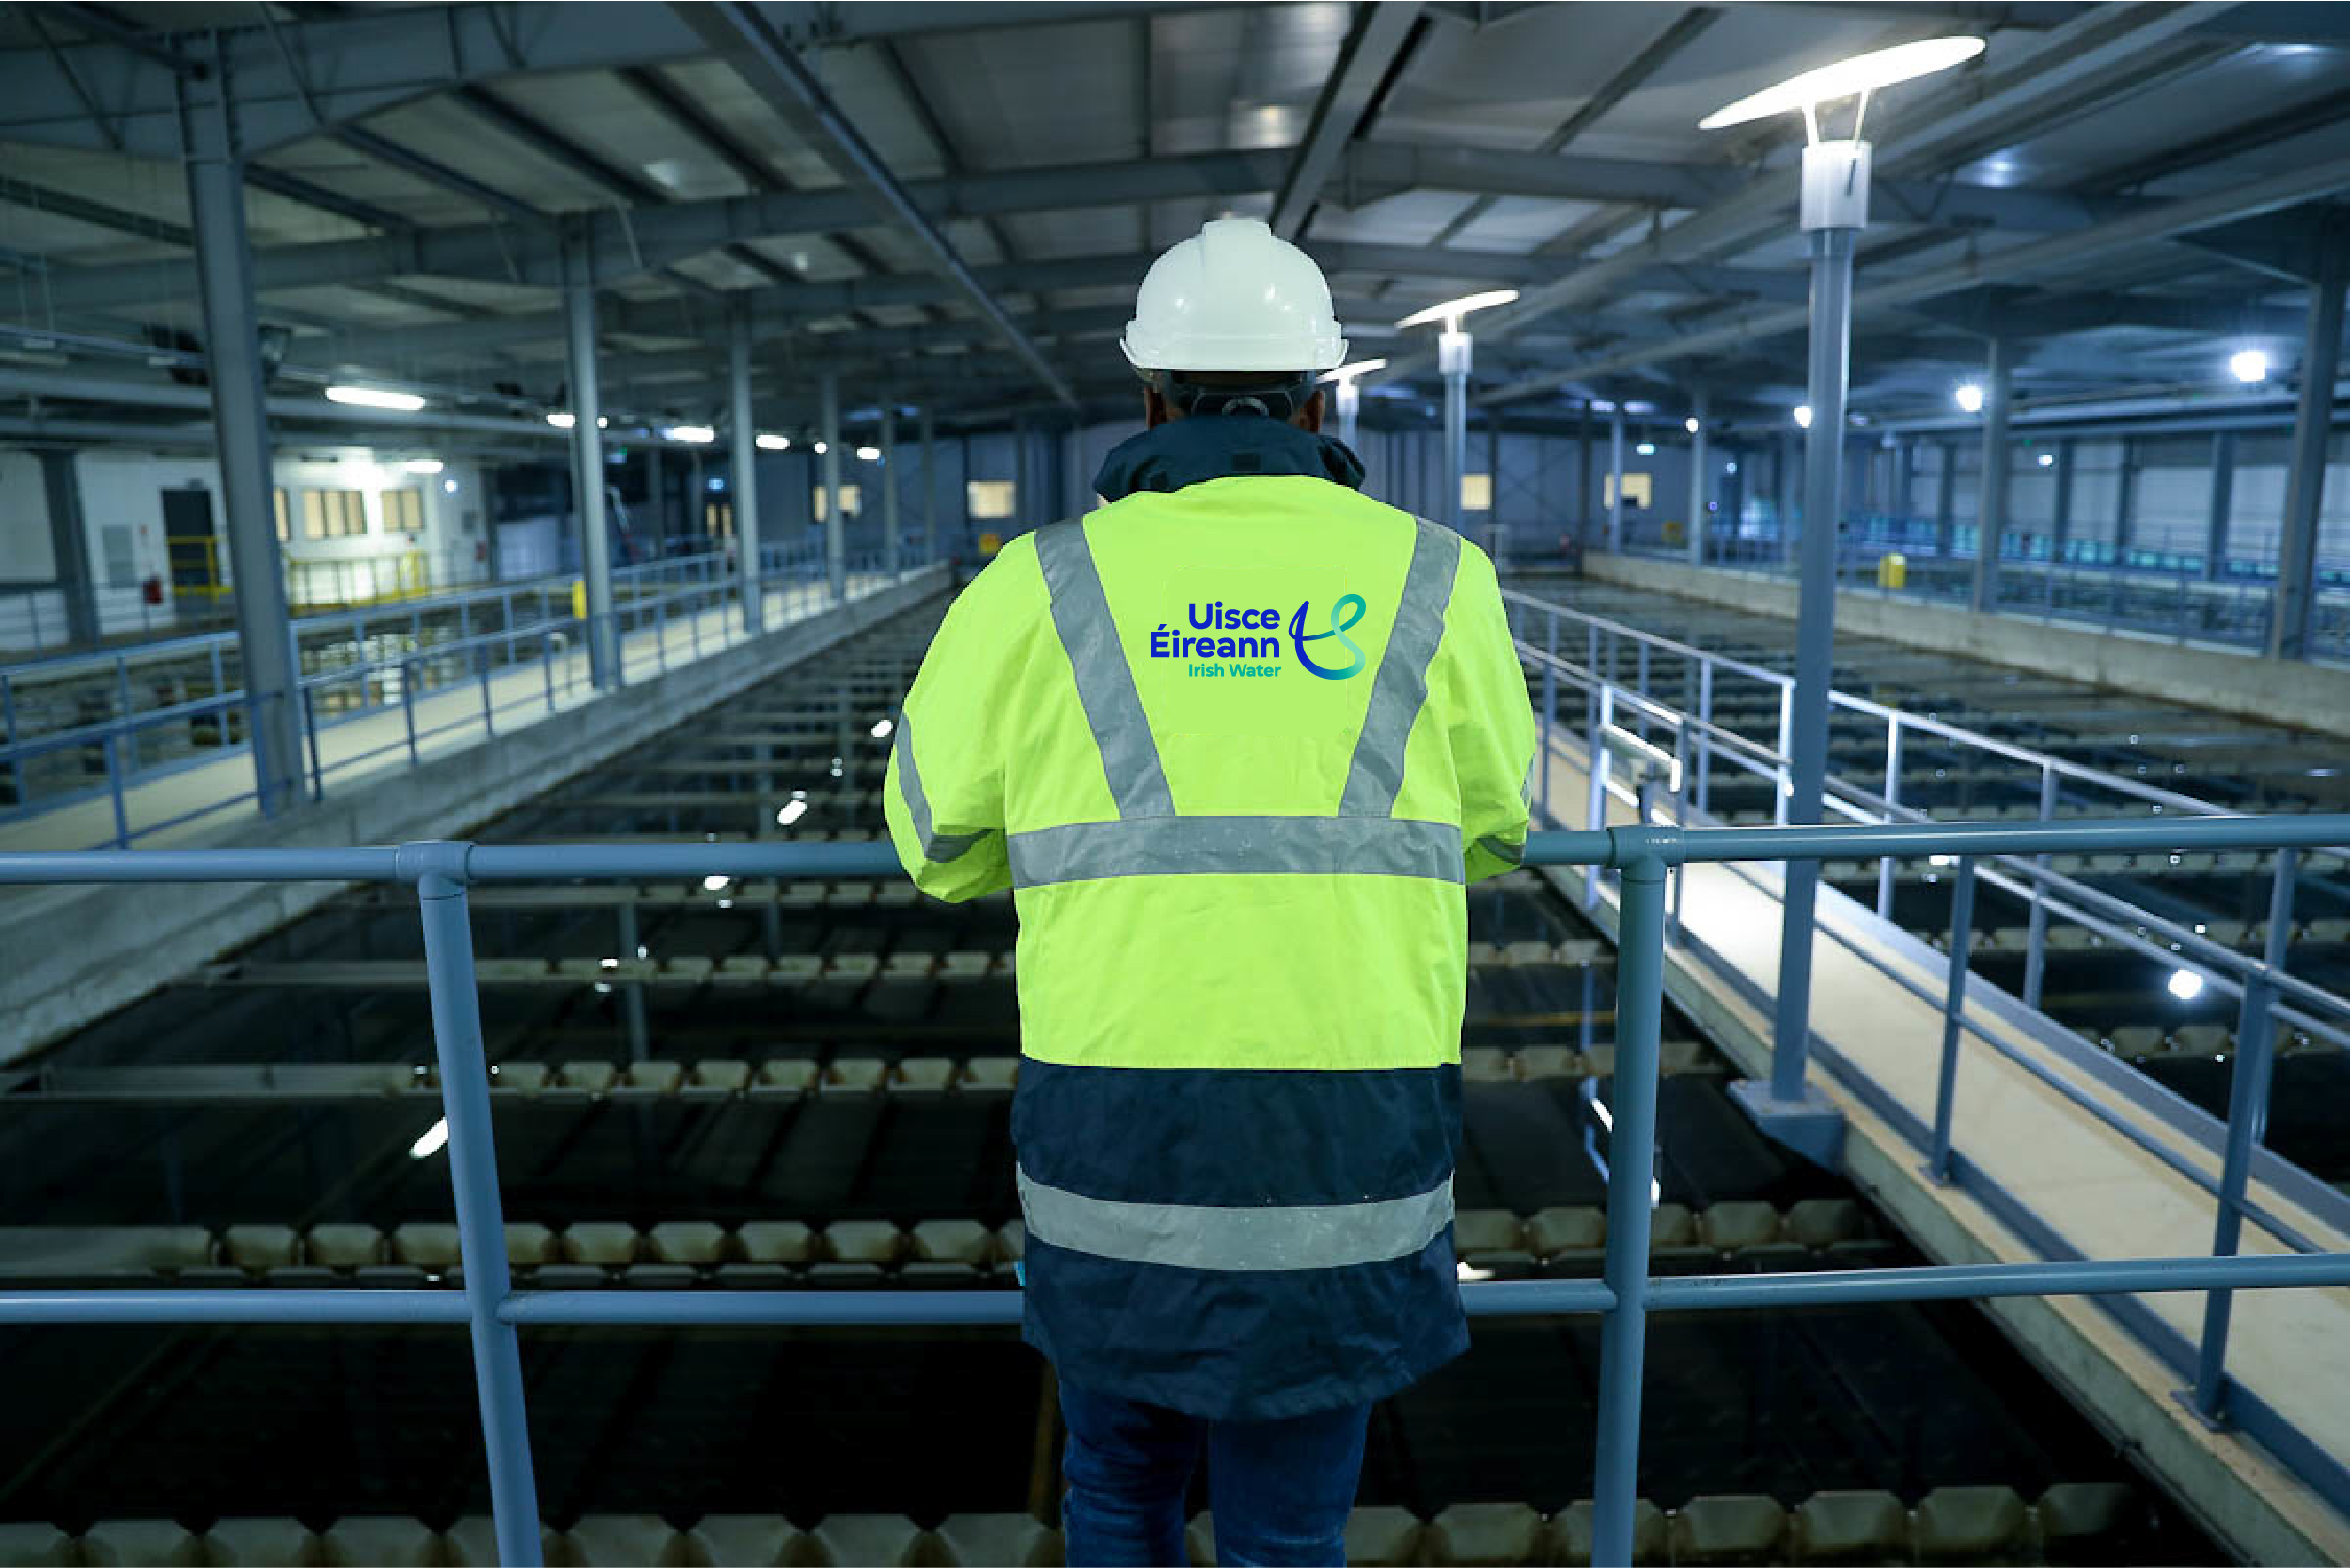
[162,487,219,597]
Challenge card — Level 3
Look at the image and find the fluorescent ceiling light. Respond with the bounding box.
[1684,416,1700,434]
[2168,967,2205,1002]
[546,411,576,429]
[401,458,443,474]
[1636,441,1656,457]
[2230,348,2268,384]
[1700,37,1986,130]
[325,384,425,411]
[1394,290,1519,330]
[756,433,791,450]
[1319,358,1389,384]
[776,799,808,827]
[1793,404,1813,429]
[408,1119,449,1160]
[1954,383,1984,413]
[702,874,732,893]
[665,424,716,444]
[870,717,895,739]
[857,446,882,461]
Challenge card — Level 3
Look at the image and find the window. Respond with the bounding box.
[381,488,424,534]
[1605,473,1653,509]
[966,480,1017,520]
[813,484,863,522]
[704,501,733,536]
[274,487,290,541]
[302,489,368,538]
[1462,474,1492,512]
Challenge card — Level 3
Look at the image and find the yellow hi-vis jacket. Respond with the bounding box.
[885,459,1536,1419]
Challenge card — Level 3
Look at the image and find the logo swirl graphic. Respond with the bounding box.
[1290,593,1368,681]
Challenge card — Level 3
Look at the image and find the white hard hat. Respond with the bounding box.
[1121,218,1348,374]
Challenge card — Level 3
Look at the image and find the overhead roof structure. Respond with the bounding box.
[0,1,2346,448]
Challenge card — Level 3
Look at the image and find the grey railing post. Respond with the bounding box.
[2193,847,2301,1420]
[406,841,543,1568]
[1591,830,1671,1567]
[2023,764,2059,1011]
[1927,855,1978,1184]
[1876,714,1903,919]
[1540,611,1559,824]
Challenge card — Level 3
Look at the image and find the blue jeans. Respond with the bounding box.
[1058,1384,1371,1566]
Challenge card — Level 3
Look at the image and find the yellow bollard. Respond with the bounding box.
[571,578,588,619]
[979,531,1004,557]
[1876,552,1908,589]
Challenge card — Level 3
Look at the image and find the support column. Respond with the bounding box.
[688,450,704,534]
[1577,402,1595,545]
[2116,437,2140,563]
[1441,330,1470,536]
[1685,393,1710,567]
[882,396,901,575]
[560,236,616,688]
[1607,409,1626,553]
[2272,233,2348,660]
[728,306,762,633]
[177,48,302,814]
[1770,220,1856,1103]
[821,372,845,602]
[1894,440,1915,532]
[1484,412,1503,558]
[2052,438,2076,559]
[1935,443,1956,559]
[2204,431,2236,583]
[1970,337,2012,613]
[38,450,99,648]
[919,408,937,566]
[646,443,666,545]
[1778,432,1800,560]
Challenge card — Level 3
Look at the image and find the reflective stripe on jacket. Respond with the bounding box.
[884,468,1536,1419]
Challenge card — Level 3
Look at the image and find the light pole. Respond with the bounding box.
[1319,357,1388,452]
[1577,34,1986,1568]
[1396,291,1518,535]
[1694,34,1984,1112]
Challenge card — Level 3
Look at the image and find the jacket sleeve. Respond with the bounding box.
[1440,545,1538,885]
[882,552,1026,902]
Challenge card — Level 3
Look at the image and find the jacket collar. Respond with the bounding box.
[1093,416,1366,503]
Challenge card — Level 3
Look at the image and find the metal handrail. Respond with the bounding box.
[0,550,930,847]
[1521,624,2350,1049]
[0,814,2346,1566]
[0,549,736,685]
[1506,584,2350,839]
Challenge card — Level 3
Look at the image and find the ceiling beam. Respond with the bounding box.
[1269,1,1424,238]
[688,1,1076,404]
[24,131,2142,318]
[0,2,1249,156]
[1382,0,2240,384]
[1479,148,2350,405]
[1431,5,1719,249]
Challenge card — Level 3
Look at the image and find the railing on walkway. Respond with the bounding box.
[1508,583,2350,1516]
[1619,526,2350,662]
[0,546,928,849]
[1504,584,2350,1015]
[2,813,2348,1565]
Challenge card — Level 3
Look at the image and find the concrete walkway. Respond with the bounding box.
[0,574,890,853]
[1537,728,2350,1563]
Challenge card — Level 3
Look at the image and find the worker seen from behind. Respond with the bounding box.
[885,217,1538,1567]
